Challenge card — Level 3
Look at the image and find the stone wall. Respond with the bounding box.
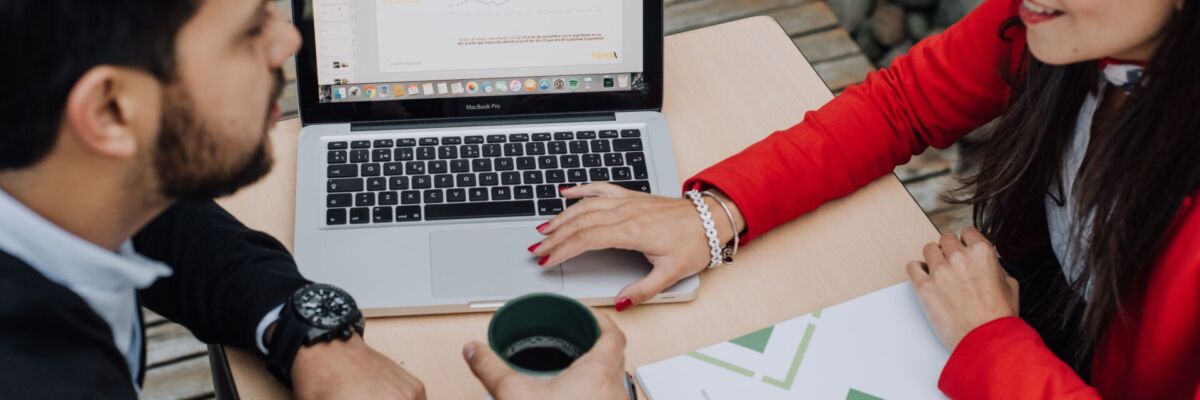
[828,0,982,67]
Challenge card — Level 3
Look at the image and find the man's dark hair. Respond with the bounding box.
[0,0,201,170]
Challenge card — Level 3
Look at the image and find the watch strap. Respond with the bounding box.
[265,302,307,389]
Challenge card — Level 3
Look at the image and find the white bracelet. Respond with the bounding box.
[685,190,724,269]
[701,191,738,264]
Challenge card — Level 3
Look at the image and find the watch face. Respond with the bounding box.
[293,284,358,329]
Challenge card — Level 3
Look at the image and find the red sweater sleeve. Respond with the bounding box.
[939,317,1102,399]
[683,0,1022,242]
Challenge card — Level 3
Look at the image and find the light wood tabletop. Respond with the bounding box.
[215,16,941,399]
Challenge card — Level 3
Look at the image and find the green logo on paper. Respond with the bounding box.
[683,309,884,399]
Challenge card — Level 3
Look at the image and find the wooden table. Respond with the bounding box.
[213,16,941,399]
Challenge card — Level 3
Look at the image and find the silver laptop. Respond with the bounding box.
[289,0,698,316]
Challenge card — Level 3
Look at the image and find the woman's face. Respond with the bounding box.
[1020,0,1181,64]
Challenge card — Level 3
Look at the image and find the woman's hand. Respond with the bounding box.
[906,227,1020,350]
[529,183,741,311]
[463,311,630,400]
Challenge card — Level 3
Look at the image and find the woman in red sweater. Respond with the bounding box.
[530,0,1199,397]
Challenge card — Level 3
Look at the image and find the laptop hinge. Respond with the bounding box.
[350,112,618,132]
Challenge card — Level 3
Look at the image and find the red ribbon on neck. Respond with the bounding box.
[1098,57,1148,68]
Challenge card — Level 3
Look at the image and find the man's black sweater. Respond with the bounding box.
[0,200,309,398]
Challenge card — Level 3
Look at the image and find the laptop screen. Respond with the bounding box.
[292,0,662,124]
[310,0,646,105]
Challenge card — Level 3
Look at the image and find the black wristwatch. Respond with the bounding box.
[265,283,365,388]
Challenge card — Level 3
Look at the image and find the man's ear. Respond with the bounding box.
[62,66,162,161]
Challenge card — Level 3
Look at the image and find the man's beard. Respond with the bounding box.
[153,72,284,200]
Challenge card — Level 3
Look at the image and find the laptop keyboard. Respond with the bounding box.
[324,129,652,226]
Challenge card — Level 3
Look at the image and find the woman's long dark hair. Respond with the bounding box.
[954,1,1200,366]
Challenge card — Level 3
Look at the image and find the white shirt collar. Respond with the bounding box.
[0,189,172,290]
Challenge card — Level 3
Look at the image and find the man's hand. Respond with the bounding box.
[906,227,1020,350]
[463,311,630,400]
[290,334,426,400]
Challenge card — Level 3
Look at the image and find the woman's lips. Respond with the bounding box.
[1019,0,1064,24]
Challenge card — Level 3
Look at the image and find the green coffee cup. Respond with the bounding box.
[486,293,638,399]
[488,292,600,377]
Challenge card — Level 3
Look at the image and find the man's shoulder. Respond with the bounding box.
[0,249,65,302]
[0,250,91,314]
[0,249,117,346]
[0,250,137,399]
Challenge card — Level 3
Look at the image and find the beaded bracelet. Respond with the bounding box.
[701,191,739,265]
[685,189,724,269]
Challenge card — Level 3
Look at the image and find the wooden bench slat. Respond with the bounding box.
[283,56,297,83]
[666,0,813,34]
[279,81,300,119]
[792,28,859,64]
[145,322,209,368]
[902,173,961,214]
[142,308,168,327]
[929,204,974,234]
[768,2,839,37]
[895,148,954,183]
[141,355,214,400]
[811,54,874,91]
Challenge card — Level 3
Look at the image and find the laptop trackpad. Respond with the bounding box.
[429,227,563,298]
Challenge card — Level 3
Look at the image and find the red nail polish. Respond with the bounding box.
[538,256,549,266]
[536,222,549,233]
[615,297,633,312]
[527,243,540,253]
